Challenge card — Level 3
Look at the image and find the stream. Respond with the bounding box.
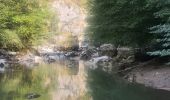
[0,0,170,100]
[0,58,170,100]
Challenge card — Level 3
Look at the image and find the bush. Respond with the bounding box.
[0,30,24,51]
[0,0,50,51]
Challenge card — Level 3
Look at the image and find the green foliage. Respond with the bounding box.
[148,25,170,57]
[0,0,50,51]
[147,0,170,62]
[87,0,167,47]
[0,30,24,50]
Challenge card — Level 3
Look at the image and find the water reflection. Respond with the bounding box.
[0,59,170,100]
[0,60,91,100]
[88,67,170,100]
[0,64,57,100]
[52,60,90,100]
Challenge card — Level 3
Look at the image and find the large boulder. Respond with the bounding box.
[80,48,97,60]
[90,56,113,72]
[115,47,135,70]
[99,44,117,57]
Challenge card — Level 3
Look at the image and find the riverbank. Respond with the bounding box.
[125,63,170,91]
[1,55,170,100]
[1,43,170,92]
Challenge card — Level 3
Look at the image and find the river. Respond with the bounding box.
[1,0,170,100]
[0,58,170,100]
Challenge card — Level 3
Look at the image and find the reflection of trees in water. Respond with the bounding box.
[0,64,58,100]
[87,68,170,100]
[0,60,92,100]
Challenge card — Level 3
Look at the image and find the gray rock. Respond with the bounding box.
[65,51,79,57]
[17,52,44,67]
[99,44,117,57]
[79,44,88,51]
[0,63,4,68]
[0,49,7,55]
[80,48,96,60]
[117,47,135,63]
[90,56,113,72]
[100,44,115,51]
[0,59,6,72]
[92,52,99,58]
[90,56,112,65]
[47,55,59,62]
[25,93,41,99]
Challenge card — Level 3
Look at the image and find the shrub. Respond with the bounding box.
[0,0,50,51]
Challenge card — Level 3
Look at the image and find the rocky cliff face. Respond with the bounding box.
[52,0,87,48]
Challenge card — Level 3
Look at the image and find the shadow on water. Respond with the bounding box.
[87,67,170,100]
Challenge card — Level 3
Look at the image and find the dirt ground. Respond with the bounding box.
[127,64,170,91]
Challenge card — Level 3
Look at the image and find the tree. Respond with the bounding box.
[87,0,165,47]
[148,25,170,56]
[147,0,170,63]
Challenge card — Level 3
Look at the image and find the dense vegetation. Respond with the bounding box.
[148,1,170,59]
[87,0,170,50]
[0,0,50,51]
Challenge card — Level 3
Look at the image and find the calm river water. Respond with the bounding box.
[0,59,170,100]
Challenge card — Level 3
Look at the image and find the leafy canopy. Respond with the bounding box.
[87,0,167,47]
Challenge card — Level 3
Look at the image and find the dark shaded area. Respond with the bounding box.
[87,68,170,100]
[134,48,157,62]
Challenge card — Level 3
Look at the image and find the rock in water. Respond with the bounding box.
[65,51,78,57]
[0,59,6,72]
[90,56,113,72]
[0,63,4,68]
[90,56,112,65]
[25,93,41,99]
